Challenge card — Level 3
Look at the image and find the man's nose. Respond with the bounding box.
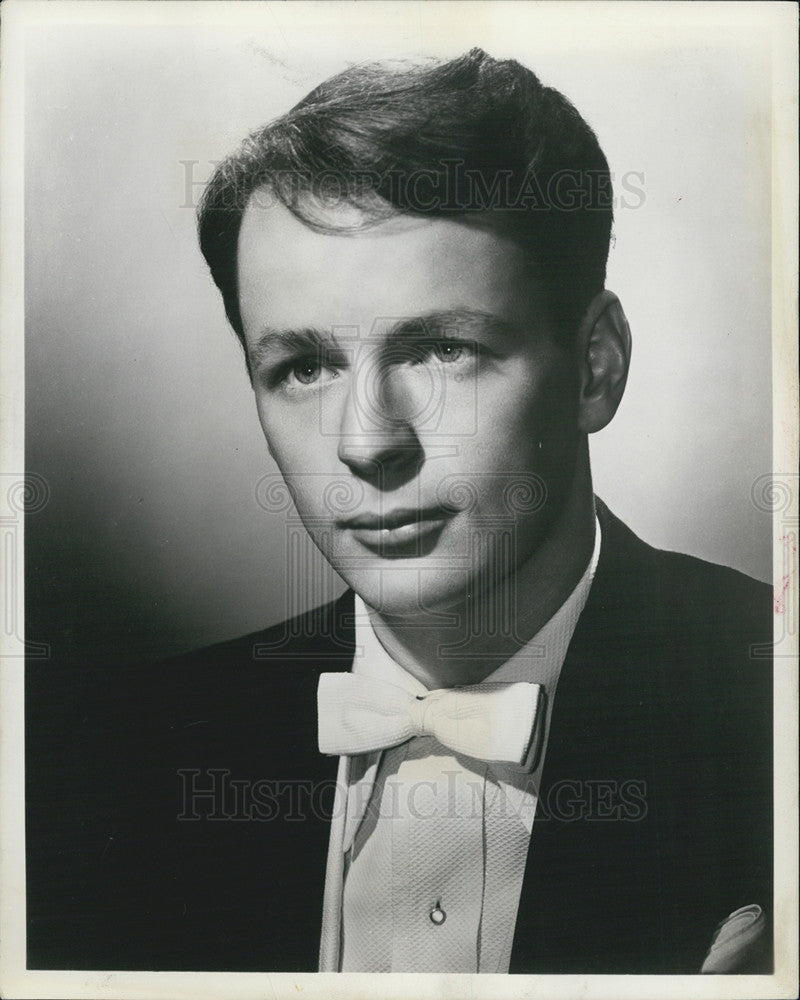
[337,357,423,488]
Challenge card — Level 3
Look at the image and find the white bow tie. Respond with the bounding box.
[317,672,546,772]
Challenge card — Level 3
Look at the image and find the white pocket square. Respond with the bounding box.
[701,904,767,973]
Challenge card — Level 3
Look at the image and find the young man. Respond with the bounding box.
[27,48,772,975]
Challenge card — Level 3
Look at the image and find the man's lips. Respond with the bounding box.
[339,505,452,531]
[338,504,454,555]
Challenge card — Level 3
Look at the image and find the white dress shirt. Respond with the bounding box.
[318,517,601,972]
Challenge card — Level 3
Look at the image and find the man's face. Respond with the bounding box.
[238,197,582,616]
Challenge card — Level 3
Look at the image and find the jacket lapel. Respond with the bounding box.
[165,590,357,972]
[509,500,672,972]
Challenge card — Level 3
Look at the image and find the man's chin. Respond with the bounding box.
[337,565,472,620]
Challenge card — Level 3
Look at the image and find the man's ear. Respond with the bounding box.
[576,290,632,434]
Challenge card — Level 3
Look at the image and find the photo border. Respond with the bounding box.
[1,2,797,998]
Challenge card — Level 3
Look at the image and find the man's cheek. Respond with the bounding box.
[284,481,323,523]
[269,435,329,482]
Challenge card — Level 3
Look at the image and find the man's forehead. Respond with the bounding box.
[237,196,534,338]
[237,193,520,263]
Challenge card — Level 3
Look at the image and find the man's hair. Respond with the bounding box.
[198,47,613,347]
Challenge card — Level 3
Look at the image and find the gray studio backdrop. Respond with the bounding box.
[25,21,772,667]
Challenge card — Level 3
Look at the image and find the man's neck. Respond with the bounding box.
[365,461,597,689]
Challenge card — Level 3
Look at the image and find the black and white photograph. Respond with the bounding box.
[0,2,797,998]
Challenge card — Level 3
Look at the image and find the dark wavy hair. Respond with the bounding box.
[198,48,613,348]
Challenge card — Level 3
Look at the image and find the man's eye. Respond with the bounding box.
[433,340,466,363]
[406,339,473,365]
[273,354,341,390]
[291,360,323,385]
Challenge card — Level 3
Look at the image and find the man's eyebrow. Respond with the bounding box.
[248,310,520,368]
[384,309,522,345]
[248,326,339,368]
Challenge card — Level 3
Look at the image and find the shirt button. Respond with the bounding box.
[429,902,446,925]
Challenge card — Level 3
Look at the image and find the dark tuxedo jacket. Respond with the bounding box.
[26,500,773,973]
